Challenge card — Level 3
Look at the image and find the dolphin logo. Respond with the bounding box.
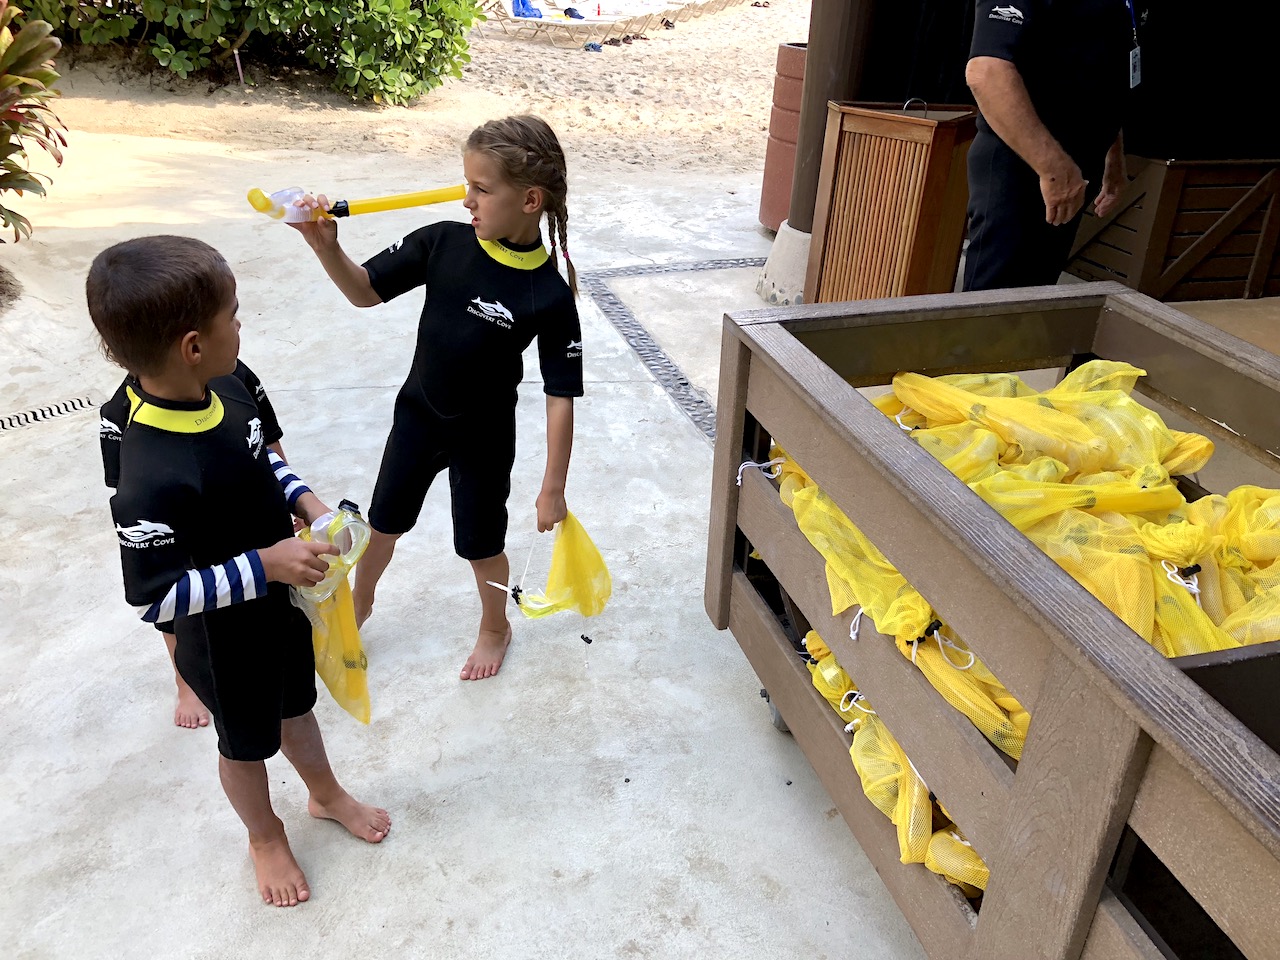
[470,297,515,323]
[990,4,1023,22]
[100,417,122,437]
[567,340,583,351]
[116,519,175,544]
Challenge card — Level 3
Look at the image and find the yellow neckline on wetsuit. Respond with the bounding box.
[478,237,549,270]
[127,384,225,434]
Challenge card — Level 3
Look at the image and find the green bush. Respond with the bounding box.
[0,0,66,241]
[27,0,483,104]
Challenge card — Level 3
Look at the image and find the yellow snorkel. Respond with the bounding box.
[247,183,467,222]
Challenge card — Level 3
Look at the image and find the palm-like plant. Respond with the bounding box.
[1,0,66,241]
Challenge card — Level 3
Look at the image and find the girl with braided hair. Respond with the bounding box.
[290,114,582,681]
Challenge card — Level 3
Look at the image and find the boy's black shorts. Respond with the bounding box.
[368,385,516,561]
[173,587,317,762]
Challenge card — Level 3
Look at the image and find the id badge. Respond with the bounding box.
[1130,46,1142,88]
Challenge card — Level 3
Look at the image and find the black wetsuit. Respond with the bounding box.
[101,360,285,636]
[963,0,1137,291]
[108,378,316,761]
[362,222,584,559]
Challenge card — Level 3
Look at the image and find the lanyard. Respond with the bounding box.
[1124,0,1138,44]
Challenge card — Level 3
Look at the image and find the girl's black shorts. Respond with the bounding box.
[368,386,516,561]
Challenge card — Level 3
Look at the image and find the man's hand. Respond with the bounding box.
[1094,138,1128,219]
[260,537,339,586]
[1039,160,1088,226]
[286,194,338,251]
[536,489,567,533]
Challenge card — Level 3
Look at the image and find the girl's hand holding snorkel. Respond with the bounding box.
[287,194,338,250]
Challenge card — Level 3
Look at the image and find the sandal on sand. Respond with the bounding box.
[622,34,633,43]
[604,36,623,45]
[661,17,675,28]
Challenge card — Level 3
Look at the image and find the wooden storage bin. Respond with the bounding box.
[804,101,976,305]
[1068,158,1280,301]
[704,282,1280,960]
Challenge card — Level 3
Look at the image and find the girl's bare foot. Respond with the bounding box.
[461,625,511,680]
[249,832,310,907]
[352,592,374,629]
[308,792,391,843]
[174,682,210,729]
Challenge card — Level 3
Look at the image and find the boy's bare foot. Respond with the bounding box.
[308,792,391,843]
[461,625,511,681]
[249,833,310,907]
[174,682,210,729]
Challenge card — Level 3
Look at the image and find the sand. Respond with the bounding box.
[51,0,810,177]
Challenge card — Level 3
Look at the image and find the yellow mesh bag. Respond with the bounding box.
[305,578,371,724]
[912,423,1006,485]
[892,371,1111,476]
[777,450,932,633]
[803,630,878,726]
[516,511,611,619]
[925,826,989,894]
[849,713,932,864]
[901,625,1030,760]
[970,465,1185,532]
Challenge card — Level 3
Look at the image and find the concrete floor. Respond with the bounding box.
[0,133,927,959]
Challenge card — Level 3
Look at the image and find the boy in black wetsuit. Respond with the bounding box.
[100,360,286,730]
[88,236,390,908]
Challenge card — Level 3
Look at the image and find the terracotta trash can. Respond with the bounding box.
[758,42,807,233]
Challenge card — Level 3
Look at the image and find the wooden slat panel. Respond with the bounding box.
[804,103,849,302]
[1177,185,1255,210]
[727,282,1123,329]
[1166,232,1260,257]
[1165,278,1256,302]
[839,109,936,145]
[1128,745,1280,960]
[1076,242,1138,278]
[1153,171,1277,298]
[742,346,1053,709]
[1078,890,1168,960]
[970,652,1150,960]
[1246,193,1280,298]
[704,321,752,629]
[727,571,976,956]
[1160,254,1255,280]
[1180,163,1278,188]
[737,467,1014,858]
[1171,209,1267,235]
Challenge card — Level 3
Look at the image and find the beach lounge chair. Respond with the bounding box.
[479,0,640,47]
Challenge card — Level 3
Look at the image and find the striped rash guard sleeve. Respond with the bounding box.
[269,450,312,510]
[134,550,267,623]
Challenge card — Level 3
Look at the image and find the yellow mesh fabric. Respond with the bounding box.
[771,361,1280,800]
[849,712,932,864]
[925,826,990,894]
[517,511,611,619]
[305,578,371,724]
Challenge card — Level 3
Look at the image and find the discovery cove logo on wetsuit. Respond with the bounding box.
[246,417,264,459]
[117,519,176,548]
[467,297,514,329]
[100,417,122,441]
[988,4,1023,22]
